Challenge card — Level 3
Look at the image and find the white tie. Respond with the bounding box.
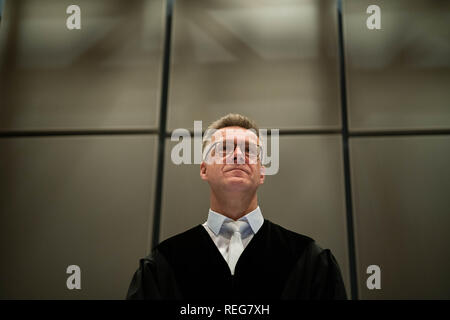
[223,220,248,275]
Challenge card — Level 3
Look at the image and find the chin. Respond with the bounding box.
[223,180,251,191]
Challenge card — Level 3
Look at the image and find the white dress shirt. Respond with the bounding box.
[202,206,264,273]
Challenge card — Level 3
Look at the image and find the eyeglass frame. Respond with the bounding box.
[203,139,264,165]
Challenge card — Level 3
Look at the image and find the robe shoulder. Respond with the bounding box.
[126,225,201,300]
[156,225,205,257]
[266,220,315,255]
[281,240,348,300]
[126,248,182,300]
[266,221,347,299]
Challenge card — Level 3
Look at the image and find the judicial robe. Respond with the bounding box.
[126,219,347,300]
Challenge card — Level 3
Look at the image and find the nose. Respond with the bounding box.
[232,145,246,164]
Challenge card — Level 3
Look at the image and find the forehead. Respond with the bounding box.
[211,126,259,143]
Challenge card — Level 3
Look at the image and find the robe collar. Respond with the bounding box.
[206,206,264,236]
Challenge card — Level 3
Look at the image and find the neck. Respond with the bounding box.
[210,190,258,220]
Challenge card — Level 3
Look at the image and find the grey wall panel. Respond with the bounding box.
[0,0,164,131]
[167,0,341,131]
[160,136,211,240]
[350,136,450,299]
[344,0,450,131]
[160,135,350,294]
[0,135,157,299]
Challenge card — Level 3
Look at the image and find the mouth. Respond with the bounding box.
[226,168,249,174]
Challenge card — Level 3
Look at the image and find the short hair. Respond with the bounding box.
[202,113,260,153]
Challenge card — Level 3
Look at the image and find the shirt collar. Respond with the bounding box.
[206,206,264,236]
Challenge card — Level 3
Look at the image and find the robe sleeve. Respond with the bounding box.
[310,246,348,300]
[281,241,348,300]
[126,249,182,300]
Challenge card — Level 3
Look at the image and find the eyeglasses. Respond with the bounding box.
[203,140,263,164]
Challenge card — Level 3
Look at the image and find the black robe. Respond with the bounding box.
[126,219,347,300]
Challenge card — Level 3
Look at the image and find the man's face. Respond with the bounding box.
[200,126,265,194]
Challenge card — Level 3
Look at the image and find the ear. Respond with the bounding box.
[200,161,208,181]
[259,165,266,184]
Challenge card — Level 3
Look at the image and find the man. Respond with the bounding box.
[126,113,347,300]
